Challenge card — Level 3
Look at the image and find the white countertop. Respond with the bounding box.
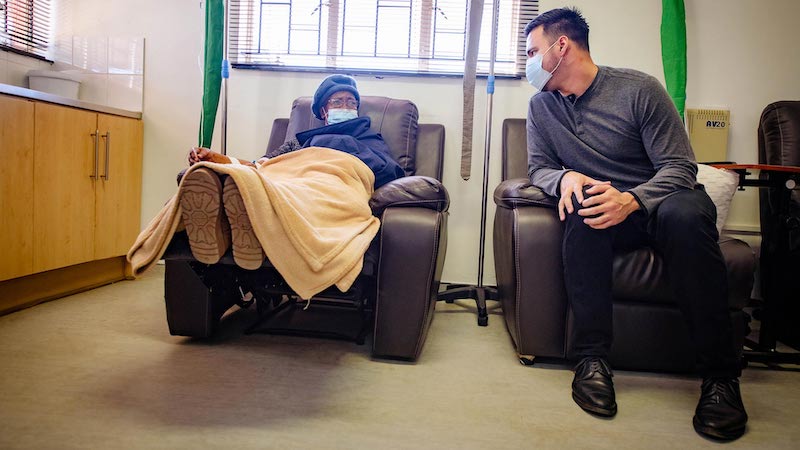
[0,83,142,120]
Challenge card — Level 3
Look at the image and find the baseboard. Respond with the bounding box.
[0,257,127,315]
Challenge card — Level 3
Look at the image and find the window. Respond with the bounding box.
[0,0,51,60]
[229,0,538,76]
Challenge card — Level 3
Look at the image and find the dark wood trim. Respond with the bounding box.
[0,257,129,315]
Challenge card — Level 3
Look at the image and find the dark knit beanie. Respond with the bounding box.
[311,74,360,120]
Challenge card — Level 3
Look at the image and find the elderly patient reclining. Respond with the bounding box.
[127,75,404,300]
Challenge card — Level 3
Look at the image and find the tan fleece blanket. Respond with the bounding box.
[127,147,380,299]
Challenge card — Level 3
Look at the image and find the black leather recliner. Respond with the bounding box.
[757,101,800,349]
[492,118,756,372]
[161,96,449,361]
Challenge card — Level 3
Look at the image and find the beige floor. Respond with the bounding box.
[1,265,798,450]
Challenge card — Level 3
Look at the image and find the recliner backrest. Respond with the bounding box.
[757,100,800,232]
[759,101,800,167]
[278,96,421,177]
[502,118,528,180]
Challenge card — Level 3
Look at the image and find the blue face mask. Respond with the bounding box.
[326,108,358,125]
[526,39,562,93]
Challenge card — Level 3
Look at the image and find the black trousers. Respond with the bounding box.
[562,188,741,377]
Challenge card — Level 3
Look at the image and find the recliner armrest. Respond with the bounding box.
[369,175,449,216]
[493,178,557,209]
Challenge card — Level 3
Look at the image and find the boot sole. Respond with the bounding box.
[223,176,264,270]
[179,168,230,264]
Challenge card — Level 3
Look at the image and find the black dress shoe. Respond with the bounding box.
[572,356,617,417]
[693,377,748,440]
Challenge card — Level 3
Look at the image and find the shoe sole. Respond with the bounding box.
[572,392,617,417]
[179,168,230,264]
[223,176,264,270]
[693,415,745,441]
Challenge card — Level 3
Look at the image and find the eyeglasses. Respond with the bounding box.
[327,98,359,109]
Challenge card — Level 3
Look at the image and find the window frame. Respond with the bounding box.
[0,0,52,61]
[229,0,539,78]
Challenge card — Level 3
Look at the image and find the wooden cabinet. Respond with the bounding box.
[95,114,144,259]
[0,94,142,301]
[31,103,144,272]
[33,103,98,272]
[0,95,35,280]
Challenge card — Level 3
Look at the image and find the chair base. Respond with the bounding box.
[246,297,372,345]
[743,337,800,366]
[164,257,375,345]
[245,282,374,345]
[164,260,241,338]
[437,284,498,326]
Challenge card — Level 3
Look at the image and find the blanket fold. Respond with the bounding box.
[127,147,380,299]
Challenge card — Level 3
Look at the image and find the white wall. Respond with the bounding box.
[67,0,800,285]
[66,0,206,243]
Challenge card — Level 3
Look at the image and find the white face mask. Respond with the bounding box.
[326,108,358,125]
[526,39,562,92]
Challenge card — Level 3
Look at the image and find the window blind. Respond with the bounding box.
[229,0,538,76]
[0,0,50,59]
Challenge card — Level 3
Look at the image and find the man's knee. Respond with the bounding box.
[564,186,604,238]
[568,186,601,219]
[656,189,717,234]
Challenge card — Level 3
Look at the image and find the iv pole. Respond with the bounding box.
[437,0,500,326]
[220,0,230,155]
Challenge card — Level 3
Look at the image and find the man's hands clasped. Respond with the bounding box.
[558,171,640,229]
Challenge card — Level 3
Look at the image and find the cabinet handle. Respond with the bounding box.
[101,131,111,180]
[90,130,99,180]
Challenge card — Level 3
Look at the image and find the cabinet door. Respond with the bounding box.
[33,103,97,272]
[95,113,143,259]
[0,95,35,281]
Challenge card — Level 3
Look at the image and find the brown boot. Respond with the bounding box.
[222,176,264,270]
[179,167,230,264]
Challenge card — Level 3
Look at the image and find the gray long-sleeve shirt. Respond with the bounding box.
[527,66,697,215]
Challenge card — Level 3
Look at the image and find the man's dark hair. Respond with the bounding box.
[524,7,590,52]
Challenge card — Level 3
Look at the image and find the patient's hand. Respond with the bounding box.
[188,147,229,165]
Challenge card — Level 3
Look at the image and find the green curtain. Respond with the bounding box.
[199,0,224,149]
[661,0,687,121]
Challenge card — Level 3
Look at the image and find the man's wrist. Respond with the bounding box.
[622,192,640,213]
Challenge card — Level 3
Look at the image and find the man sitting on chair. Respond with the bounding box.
[523,8,747,441]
